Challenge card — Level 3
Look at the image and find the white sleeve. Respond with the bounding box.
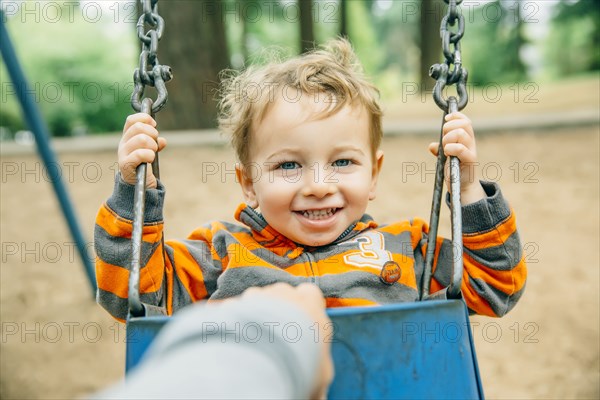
[92,297,321,399]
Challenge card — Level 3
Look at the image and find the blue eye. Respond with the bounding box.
[332,159,351,167]
[279,161,300,170]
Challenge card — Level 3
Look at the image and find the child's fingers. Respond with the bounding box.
[121,149,157,172]
[120,133,159,156]
[442,128,474,151]
[443,118,474,138]
[428,142,440,156]
[122,121,160,143]
[123,113,156,134]
[444,111,471,123]
[443,143,477,163]
[157,137,167,152]
[431,139,476,163]
[443,112,474,139]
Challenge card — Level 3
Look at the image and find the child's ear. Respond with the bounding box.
[368,150,384,201]
[236,163,259,208]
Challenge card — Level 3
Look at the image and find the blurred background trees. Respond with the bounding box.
[1,0,598,137]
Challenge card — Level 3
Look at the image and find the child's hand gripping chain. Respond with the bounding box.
[118,113,167,189]
[428,111,487,205]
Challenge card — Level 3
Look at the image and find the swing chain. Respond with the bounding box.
[131,0,172,114]
[422,0,469,301]
[430,0,468,111]
[129,0,171,318]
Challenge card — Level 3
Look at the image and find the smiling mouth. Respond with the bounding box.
[296,208,339,220]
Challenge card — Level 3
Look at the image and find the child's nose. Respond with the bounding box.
[301,167,337,198]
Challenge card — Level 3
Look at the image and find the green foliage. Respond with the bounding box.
[544,0,600,77]
[3,0,597,138]
[462,0,529,86]
[1,3,137,136]
[224,0,343,67]
[365,0,421,98]
[346,0,384,76]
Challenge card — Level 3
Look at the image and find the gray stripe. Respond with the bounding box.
[106,174,165,223]
[209,267,419,304]
[218,221,251,234]
[94,224,160,270]
[164,247,193,312]
[211,267,302,299]
[465,230,523,271]
[97,288,164,320]
[455,181,512,234]
[237,246,298,269]
[213,237,230,261]
[319,272,419,304]
[382,230,415,259]
[413,237,426,294]
[469,277,525,317]
[432,239,455,288]
[237,207,268,234]
[505,283,526,314]
[181,239,223,296]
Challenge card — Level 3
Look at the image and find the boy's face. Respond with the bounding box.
[237,92,384,247]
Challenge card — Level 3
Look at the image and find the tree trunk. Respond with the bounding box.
[146,0,229,130]
[240,0,249,63]
[299,0,315,53]
[340,0,348,38]
[505,0,527,80]
[419,0,444,91]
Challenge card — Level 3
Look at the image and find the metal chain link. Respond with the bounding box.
[430,0,468,111]
[129,0,171,318]
[422,0,469,300]
[131,0,172,114]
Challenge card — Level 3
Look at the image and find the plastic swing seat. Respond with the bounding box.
[125,299,483,399]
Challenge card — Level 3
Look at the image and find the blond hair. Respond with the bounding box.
[218,38,383,165]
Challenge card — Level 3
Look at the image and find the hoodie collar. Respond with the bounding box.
[234,203,378,248]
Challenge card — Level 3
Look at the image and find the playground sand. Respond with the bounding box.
[1,126,599,399]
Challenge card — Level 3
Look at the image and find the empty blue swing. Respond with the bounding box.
[124,1,482,398]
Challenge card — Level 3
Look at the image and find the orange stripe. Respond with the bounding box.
[430,277,445,294]
[188,224,214,241]
[283,263,313,277]
[326,298,379,307]
[427,236,447,295]
[169,241,208,302]
[96,258,130,298]
[97,205,162,243]
[462,254,526,317]
[378,220,413,236]
[165,253,174,316]
[463,253,527,295]
[426,237,445,274]
[380,218,428,250]
[96,256,164,299]
[462,286,496,317]
[463,211,516,250]
[139,245,165,294]
[230,230,294,258]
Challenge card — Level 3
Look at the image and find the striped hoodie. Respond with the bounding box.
[95,178,526,321]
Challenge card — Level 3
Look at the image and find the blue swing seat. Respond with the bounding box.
[126,299,483,399]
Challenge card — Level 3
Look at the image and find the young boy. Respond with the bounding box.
[95,39,526,321]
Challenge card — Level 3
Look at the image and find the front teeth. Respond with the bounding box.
[302,208,336,220]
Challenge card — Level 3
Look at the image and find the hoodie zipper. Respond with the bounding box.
[304,251,317,284]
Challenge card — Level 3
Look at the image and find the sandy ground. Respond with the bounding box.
[1,79,599,398]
